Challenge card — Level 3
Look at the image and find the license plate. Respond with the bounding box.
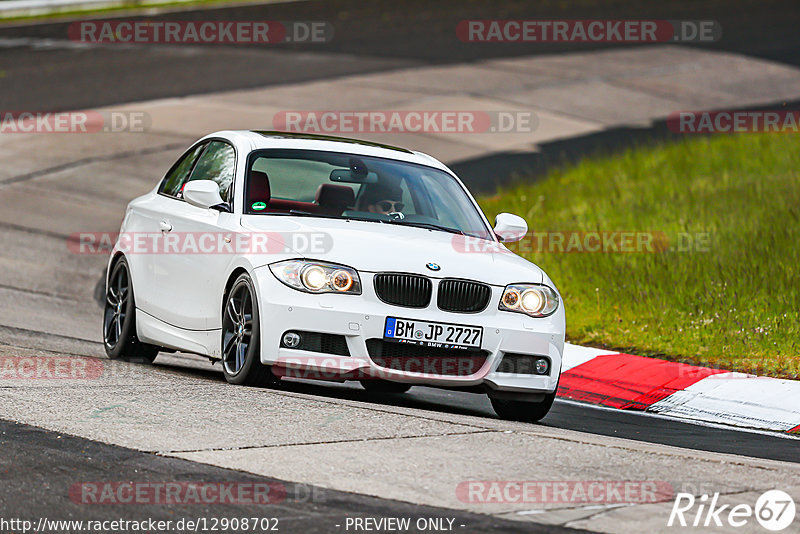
[384,317,483,351]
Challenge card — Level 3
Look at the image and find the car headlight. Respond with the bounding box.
[269,260,361,295]
[499,284,559,317]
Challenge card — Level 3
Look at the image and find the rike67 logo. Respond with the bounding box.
[668,490,796,531]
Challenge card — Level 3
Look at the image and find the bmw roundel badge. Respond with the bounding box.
[426,262,441,271]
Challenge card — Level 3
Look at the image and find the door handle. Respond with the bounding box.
[159,220,173,232]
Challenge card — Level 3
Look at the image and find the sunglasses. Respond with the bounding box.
[376,201,405,212]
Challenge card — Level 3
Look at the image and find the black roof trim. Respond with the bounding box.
[251,130,413,154]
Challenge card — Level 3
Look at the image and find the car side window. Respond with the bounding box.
[186,140,236,203]
[159,143,207,198]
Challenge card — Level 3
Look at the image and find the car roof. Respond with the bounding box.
[201,130,452,174]
[252,130,414,153]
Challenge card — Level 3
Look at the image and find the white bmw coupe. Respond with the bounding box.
[104,131,565,422]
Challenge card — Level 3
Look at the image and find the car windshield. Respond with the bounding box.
[244,149,493,239]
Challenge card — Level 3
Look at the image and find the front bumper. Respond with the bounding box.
[252,267,565,395]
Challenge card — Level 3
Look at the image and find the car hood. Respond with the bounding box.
[241,215,543,285]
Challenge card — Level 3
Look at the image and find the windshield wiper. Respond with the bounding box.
[381,219,465,235]
[284,210,382,224]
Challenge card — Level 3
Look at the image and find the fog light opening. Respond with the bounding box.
[283,332,302,348]
[535,358,549,375]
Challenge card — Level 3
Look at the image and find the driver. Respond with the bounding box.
[358,183,405,215]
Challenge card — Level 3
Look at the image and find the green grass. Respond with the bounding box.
[479,133,800,378]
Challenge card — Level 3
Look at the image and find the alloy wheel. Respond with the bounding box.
[104,263,129,348]
[222,283,253,376]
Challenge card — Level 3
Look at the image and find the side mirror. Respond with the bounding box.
[183,180,225,210]
[494,213,528,242]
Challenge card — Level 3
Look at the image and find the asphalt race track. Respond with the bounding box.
[1,1,799,532]
[1,420,590,534]
[1,0,800,111]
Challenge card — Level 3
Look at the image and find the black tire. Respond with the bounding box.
[490,390,557,423]
[103,257,159,363]
[221,273,279,387]
[360,380,412,393]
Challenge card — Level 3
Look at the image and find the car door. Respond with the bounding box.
[126,141,207,325]
[153,139,240,330]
